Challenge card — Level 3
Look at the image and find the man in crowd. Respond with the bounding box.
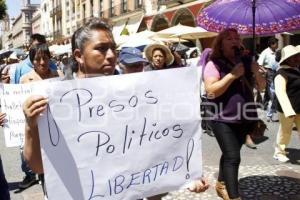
[257,37,279,122]
[118,47,148,74]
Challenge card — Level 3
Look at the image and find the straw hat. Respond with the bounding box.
[279,45,300,64]
[144,43,174,66]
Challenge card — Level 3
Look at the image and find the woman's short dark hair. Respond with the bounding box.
[30,34,47,45]
[29,44,51,63]
[70,18,113,72]
[268,37,278,47]
[71,18,113,53]
[152,47,166,57]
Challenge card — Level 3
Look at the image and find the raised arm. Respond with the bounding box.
[204,62,244,98]
[23,95,48,174]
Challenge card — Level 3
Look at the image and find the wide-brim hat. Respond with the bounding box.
[144,43,174,66]
[279,45,300,64]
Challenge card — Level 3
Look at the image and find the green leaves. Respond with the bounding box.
[0,0,7,20]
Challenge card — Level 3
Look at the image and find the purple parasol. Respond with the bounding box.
[197,0,300,56]
[197,0,300,35]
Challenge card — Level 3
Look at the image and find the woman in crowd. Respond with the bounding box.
[22,18,117,174]
[19,43,63,194]
[273,45,300,163]
[144,43,174,71]
[203,28,265,200]
[20,44,62,83]
[22,18,208,198]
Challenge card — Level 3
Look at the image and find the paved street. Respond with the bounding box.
[1,110,300,200]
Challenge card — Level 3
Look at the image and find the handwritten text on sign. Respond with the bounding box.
[0,78,60,147]
[0,84,33,147]
[38,67,202,200]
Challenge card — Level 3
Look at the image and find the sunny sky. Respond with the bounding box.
[6,0,40,19]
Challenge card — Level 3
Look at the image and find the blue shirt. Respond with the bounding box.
[13,56,57,84]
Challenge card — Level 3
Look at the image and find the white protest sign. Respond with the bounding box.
[37,67,202,200]
[0,83,34,147]
[0,78,61,147]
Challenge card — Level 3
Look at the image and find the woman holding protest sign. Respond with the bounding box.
[22,18,208,198]
[203,28,265,200]
[22,17,117,172]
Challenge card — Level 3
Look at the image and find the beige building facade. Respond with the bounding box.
[40,0,53,41]
[1,0,38,49]
[2,0,212,46]
[3,0,300,49]
[32,9,41,35]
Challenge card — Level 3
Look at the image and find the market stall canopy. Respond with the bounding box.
[156,23,217,39]
[117,30,157,50]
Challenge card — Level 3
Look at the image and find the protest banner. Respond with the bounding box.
[0,78,60,147]
[37,67,202,200]
[0,83,34,147]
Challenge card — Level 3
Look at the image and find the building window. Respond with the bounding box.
[25,13,29,23]
[110,0,115,17]
[135,0,142,9]
[90,0,93,17]
[71,0,75,13]
[83,3,86,19]
[122,0,127,13]
[66,10,70,22]
[99,0,103,17]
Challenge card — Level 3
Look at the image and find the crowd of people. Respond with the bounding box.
[0,17,299,200]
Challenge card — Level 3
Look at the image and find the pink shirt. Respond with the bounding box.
[203,61,221,80]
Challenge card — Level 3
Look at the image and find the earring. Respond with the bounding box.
[79,62,85,73]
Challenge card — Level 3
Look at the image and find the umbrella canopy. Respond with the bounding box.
[0,49,13,58]
[197,0,300,35]
[118,30,157,50]
[171,27,217,39]
[156,23,216,39]
[173,43,190,54]
[150,35,189,43]
[0,48,25,58]
[10,48,25,56]
[197,0,300,57]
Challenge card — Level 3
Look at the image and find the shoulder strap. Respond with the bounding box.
[200,62,206,97]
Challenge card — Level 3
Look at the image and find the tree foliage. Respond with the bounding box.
[0,0,7,20]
